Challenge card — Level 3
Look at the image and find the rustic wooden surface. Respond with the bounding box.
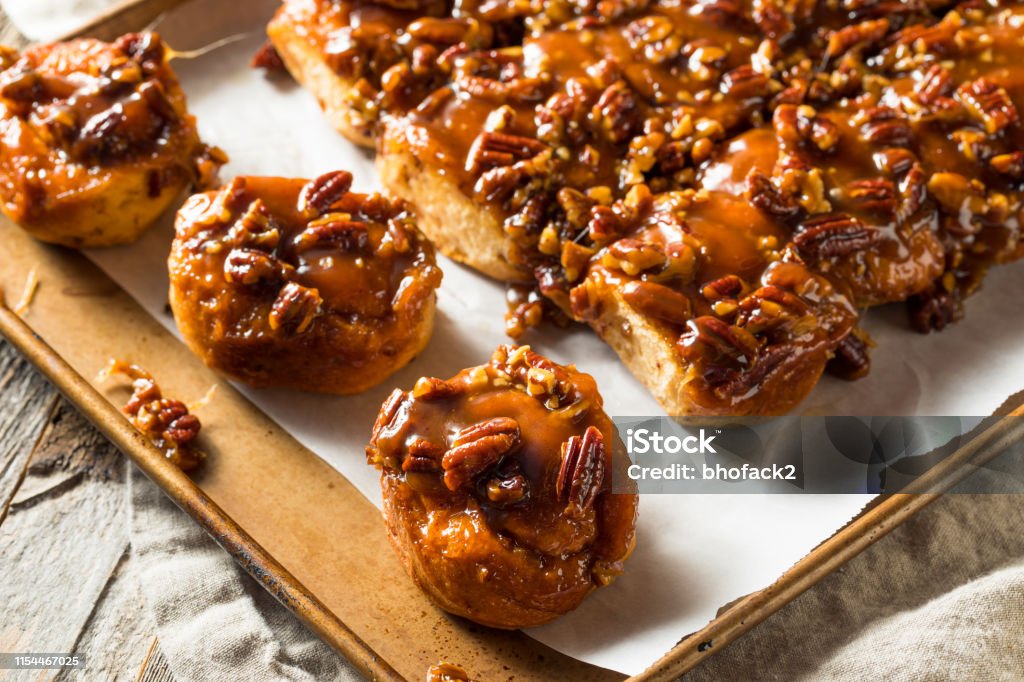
[0,341,177,682]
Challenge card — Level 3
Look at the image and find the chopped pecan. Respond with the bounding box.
[825,18,889,59]
[268,282,322,334]
[746,168,801,220]
[721,64,771,100]
[620,280,692,326]
[908,286,961,333]
[793,213,880,259]
[591,81,640,144]
[466,131,546,173]
[442,417,520,491]
[773,104,839,153]
[223,248,281,286]
[827,332,871,380]
[956,78,1019,135]
[606,238,665,275]
[412,376,461,400]
[556,425,605,517]
[298,171,353,218]
[735,285,810,333]
[251,41,285,72]
[990,152,1024,179]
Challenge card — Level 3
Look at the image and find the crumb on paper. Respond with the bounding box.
[12,267,38,316]
[101,359,206,472]
[188,384,218,413]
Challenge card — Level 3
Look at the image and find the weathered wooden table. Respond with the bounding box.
[0,340,178,681]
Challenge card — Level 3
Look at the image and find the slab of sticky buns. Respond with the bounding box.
[268,0,1024,415]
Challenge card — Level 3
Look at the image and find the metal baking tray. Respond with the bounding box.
[1,1,1022,679]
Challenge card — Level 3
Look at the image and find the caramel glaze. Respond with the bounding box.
[168,172,442,394]
[282,0,1024,413]
[367,345,638,629]
[0,33,224,246]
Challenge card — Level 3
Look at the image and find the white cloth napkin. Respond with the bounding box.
[130,466,360,682]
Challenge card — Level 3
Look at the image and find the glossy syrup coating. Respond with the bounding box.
[0,33,225,247]
[276,0,1024,415]
[367,345,638,629]
[168,172,442,394]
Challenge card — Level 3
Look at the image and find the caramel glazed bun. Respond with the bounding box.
[0,32,225,247]
[168,171,443,394]
[367,345,638,629]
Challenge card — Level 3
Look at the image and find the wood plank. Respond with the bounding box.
[0,401,129,680]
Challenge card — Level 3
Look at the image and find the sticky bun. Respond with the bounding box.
[168,171,442,393]
[270,0,1024,416]
[367,345,638,629]
[0,32,224,247]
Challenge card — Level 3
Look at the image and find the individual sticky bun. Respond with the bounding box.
[168,171,442,394]
[0,32,225,247]
[366,345,638,629]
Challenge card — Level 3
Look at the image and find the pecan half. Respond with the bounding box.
[224,248,281,286]
[370,388,406,444]
[442,417,520,491]
[268,282,322,334]
[746,168,801,220]
[403,439,445,473]
[957,78,1019,135]
[294,216,369,253]
[466,131,546,173]
[915,64,952,106]
[856,107,912,147]
[846,178,897,216]
[620,280,692,326]
[556,425,605,517]
[793,213,880,259]
[677,316,759,367]
[298,171,354,218]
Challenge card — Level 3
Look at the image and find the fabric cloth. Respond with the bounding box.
[130,466,360,682]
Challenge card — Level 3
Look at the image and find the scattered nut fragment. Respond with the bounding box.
[103,360,205,472]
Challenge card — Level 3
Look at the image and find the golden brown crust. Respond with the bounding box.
[0,33,224,247]
[168,173,442,394]
[367,345,638,628]
[267,3,376,147]
[376,130,531,282]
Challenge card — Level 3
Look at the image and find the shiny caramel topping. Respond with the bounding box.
[289,0,1024,412]
[367,345,633,564]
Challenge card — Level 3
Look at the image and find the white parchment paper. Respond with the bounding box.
[68,0,1024,674]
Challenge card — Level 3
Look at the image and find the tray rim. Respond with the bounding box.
[1,1,1021,679]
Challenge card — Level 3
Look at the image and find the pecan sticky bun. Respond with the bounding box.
[271,1,1024,415]
[366,345,638,629]
[0,33,225,247]
[168,171,442,394]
